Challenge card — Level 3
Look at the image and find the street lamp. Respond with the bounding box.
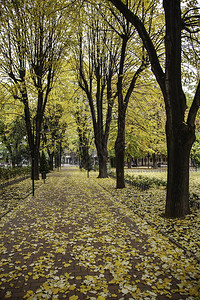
[32,117,35,197]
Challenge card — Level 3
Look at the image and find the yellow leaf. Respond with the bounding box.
[63,263,70,267]
[115,261,121,267]
[65,272,70,280]
[5,291,12,299]
[55,247,65,254]
[52,288,59,295]
[69,296,78,300]
[98,296,106,300]
[164,278,171,283]
[15,261,21,264]
[43,283,51,291]
[23,290,34,299]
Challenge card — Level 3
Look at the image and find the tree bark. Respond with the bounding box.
[165,122,195,217]
[163,0,193,217]
[152,153,158,168]
[98,150,108,178]
[115,108,126,188]
[127,155,132,168]
[48,151,54,171]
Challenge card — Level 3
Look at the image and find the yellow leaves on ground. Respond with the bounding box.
[69,296,78,300]
[23,290,34,298]
[55,246,66,254]
[4,291,12,298]
[0,178,42,216]
[118,170,200,259]
[97,296,106,300]
[0,168,199,299]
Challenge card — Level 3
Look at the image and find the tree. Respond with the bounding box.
[102,1,163,188]
[44,96,68,171]
[0,117,28,166]
[74,3,119,178]
[0,83,29,166]
[111,16,148,187]
[125,75,166,167]
[72,96,92,170]
[0,0,70,179]
[107,0,200,217]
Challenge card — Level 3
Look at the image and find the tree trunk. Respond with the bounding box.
[127,155,132,168]
[34,151,40,180]
[48,151,54,171]
[97,148,108,178]
[152,153,158,168]
[115,110,126,188]
[165,122,195,217]
[163,0,195,217]
[79,142,89,170]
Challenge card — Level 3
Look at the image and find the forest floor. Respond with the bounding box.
[0,167,199,300]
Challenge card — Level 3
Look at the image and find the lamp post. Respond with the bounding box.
[32,118,35,197]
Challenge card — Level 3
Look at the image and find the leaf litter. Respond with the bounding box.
[0,168,199,299]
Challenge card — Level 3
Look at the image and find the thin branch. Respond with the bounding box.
[187,81,200,126]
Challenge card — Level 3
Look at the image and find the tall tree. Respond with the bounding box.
[0,0,70,179]
[107,0,200,217]
[103,1,162,188]
[74,3,119,178]
[113,18,147,188]
[73,96,92,170]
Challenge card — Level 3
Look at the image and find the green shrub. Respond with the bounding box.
[0,166,31,181]
[109,171,167,190]
[125,174,167,189]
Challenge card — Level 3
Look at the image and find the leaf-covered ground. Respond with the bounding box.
[102,170,200,260]
[0,179,42,217]
[0,167,199,299]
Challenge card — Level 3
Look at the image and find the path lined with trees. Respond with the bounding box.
[0,0,199,220]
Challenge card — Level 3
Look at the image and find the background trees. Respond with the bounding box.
[125,75,166,166]
[0,0,71,178]
[0,83,29,166]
